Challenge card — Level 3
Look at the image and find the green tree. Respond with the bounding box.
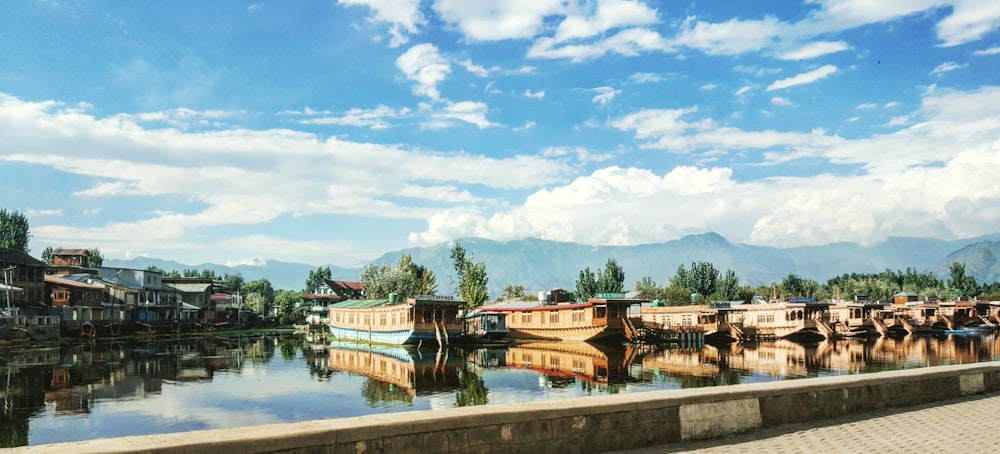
[243,278,275,316]
[304,266,332,293]
[359,262,415,299]
[781,273,804,298]
[86,247,104,267]
[41,246,55,264]
[576,267,598,300]
[716,269,741,301]
[676,262,719,299]
[275,290,304,325]
[0,209,31,252]
[399,254,438,295]
[223,273,245,293]
[634,276,669,301]
[949,262,979,296]
[596,258,625,293]
[450,242,467,286]
[502,284,526,300]
[458,258,489,308]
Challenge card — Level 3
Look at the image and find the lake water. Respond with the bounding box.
[3,331,1000,447]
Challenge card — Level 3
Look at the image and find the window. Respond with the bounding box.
[521,312,532,323]
[572,309,585,322]
[549,312,559,323]
[380,314,387,326]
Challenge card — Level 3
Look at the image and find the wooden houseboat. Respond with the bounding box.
[463,309,509,341]
[479,290,646,343]
[327,294,465,346]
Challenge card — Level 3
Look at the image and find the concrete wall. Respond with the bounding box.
[18,362,1000,454]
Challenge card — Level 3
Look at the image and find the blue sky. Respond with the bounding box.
[1,1,998,267]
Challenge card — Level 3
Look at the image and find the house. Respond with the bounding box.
[1,248,59,339]
[301,280,366,325]
[97,267,182,327]
[47,248,99,276]
[51,248,90,267]
[45,274,105,336]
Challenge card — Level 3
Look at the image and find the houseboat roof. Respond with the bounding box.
[330,298,394,309]
[481,301,594,312]
[44,274,104,289]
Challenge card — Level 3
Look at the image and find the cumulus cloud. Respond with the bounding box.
[339,0,425,47]
[409,86,1000,249]
[0,93,567,262]
[396,43,451,100]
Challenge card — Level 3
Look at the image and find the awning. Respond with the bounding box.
[0,283,23,292]
[180,302,200,311]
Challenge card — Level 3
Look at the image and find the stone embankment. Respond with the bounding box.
[17,362,1000,454]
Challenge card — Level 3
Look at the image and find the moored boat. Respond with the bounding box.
[327,294,466,346]
[479,290,646,343]
[463,309,509,341]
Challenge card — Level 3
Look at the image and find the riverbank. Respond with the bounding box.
[15,361,1000,453]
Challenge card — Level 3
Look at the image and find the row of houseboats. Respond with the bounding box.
[324,289,1000,347]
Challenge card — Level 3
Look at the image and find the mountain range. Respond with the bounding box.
[103,233,1000,297]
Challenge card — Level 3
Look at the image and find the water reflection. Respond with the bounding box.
[1,332,999,447]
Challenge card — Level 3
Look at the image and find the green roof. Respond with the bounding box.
[330,298,392,309]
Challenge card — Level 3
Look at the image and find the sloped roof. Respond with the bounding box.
[53,248,89,255]
[44,275,103,290]
[0,248,45,266]
[327,280,365,291]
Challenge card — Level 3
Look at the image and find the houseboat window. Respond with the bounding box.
[423,311,433,323]
[521,312,532,323]
[549,311,559,323]
[380,314,387,326]
[393,313,399,325]
[595,307,607,318]
[572,309,585,322]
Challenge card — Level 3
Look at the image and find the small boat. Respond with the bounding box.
[463,309,509,341]
[328,294,466,346]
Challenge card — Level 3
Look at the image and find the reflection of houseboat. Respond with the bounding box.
[479,290,645,342]
[463,309,509,341]
[503,341,634,387]
[327,295,466,346]
[327,343,462,397]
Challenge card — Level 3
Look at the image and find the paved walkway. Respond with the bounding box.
[608,391,1000,453]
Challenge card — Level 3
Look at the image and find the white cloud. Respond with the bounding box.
[26,209,63,217]
[935,0,1000,47]
[432,0,565,41]
[524,89,545,99]
[529,27,670,61]
[396,43,451,100]
[884,101,899,108]
[0,93,567,262]
[432,101,496,128]
[735,86,752,95]
[298,105,410,129]
[413,86,1000,250]
[629,72,662,84]
[591,86,621,105]
[701,84,716,91]
[766,65,838,91]
[777,41,849,60]
[674,16,782,55]
[887,115,910,126]
[930,61,967,74]
[857,103,878,109]
[460,59,493,77]
[974,46,1000,55]
[771,96,792,106]
[552,0,660,43]
[339,0,425,47]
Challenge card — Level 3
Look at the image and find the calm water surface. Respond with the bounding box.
[3,331,1000,447]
